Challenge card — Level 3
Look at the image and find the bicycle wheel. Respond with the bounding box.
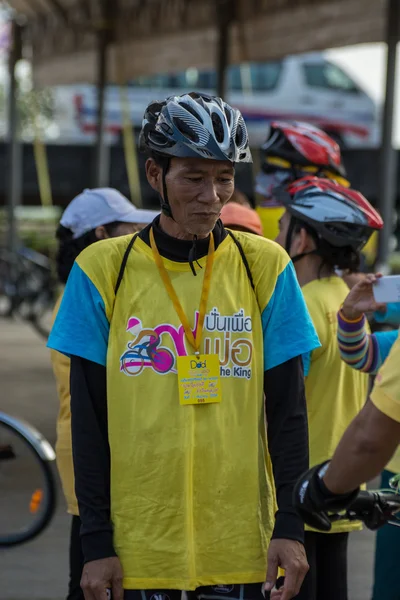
[0,412,57,546]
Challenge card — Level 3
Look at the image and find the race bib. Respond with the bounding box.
[177,354,221,405]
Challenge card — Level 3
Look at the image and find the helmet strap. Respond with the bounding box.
[159,158,174,219]
[291,250,319,264]
[158,156,200,274]
[286,217,319,263]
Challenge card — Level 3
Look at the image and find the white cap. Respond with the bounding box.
[60,188,159,239]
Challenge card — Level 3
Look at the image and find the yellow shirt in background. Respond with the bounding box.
[303,277,369,533]
[50,294,78,516]
[371,334,400,423]
[256,205,285,241]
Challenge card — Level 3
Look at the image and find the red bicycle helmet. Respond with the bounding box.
[261,121,346,178]
[275,176,383,251]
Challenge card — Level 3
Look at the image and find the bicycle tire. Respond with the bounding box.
[0,412,57,547]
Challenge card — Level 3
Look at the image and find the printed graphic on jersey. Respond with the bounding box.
[120,308,253,379]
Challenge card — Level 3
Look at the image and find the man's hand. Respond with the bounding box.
[81,557,124,600]
[341,273,385,321]
[293,462,360,532]
[264,539,309,600]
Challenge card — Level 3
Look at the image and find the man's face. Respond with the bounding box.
[147,157,235,237]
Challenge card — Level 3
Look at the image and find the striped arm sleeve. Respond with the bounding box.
[337,310,380,373]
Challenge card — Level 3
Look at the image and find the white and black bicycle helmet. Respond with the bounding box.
[274,176,383,259]
[140,92,252,218]
[140,92,252,164]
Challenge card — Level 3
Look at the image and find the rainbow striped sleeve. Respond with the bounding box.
[337,311,380,374]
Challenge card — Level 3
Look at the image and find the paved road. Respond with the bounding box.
[0,319,375,600]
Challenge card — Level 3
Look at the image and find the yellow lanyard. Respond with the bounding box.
[149,227,215,354]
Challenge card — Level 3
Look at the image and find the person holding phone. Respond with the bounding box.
[336,273,400,600]
[293,333,400,552]
[274,176,383,600]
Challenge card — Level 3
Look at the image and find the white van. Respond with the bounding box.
[52,52,378,148]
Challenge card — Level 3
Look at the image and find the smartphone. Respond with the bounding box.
[373,275,400,303]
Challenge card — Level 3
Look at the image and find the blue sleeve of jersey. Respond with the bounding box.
[47,262,109,366]
[374,303,400,325]
[374,329,399,365]
[262,261,320,371]
[302,351,311,377]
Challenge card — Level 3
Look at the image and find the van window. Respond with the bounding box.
[225,62,282,92]
[130,62,282,93]
[250,62,282,91]
[303,62,360,94]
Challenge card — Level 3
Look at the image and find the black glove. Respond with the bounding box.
[293,461,360,531]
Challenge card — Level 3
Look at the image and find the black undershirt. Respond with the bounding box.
[70,220,308,563]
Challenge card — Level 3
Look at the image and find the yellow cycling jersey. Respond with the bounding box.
[48,230,319,590]
[302,277,369,533]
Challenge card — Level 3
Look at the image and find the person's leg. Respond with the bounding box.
[315,531,349,600]
[67,515,85,600]
[372,470,400,600]
[293,531,317,600]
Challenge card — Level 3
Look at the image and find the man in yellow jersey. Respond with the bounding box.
[293,334,400,531]
[48,93,320,600]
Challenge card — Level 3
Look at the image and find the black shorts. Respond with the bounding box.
[122,584,267,600]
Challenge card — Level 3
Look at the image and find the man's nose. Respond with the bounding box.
[198,180,219,204]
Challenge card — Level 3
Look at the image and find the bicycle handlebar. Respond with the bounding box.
[329,490,400,530]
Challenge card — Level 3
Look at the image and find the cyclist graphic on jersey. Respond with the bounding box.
[120,320,175,376]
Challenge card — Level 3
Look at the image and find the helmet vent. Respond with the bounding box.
[173,116,199,143]
[180,102,204,124]
[149,130,170,147]
[235,123,245,148]
[212,113,224,143]
[224,106,232,126]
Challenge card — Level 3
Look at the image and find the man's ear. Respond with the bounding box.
[145,158,162,196]
[298,227,316,254]
[95,225,109,240]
